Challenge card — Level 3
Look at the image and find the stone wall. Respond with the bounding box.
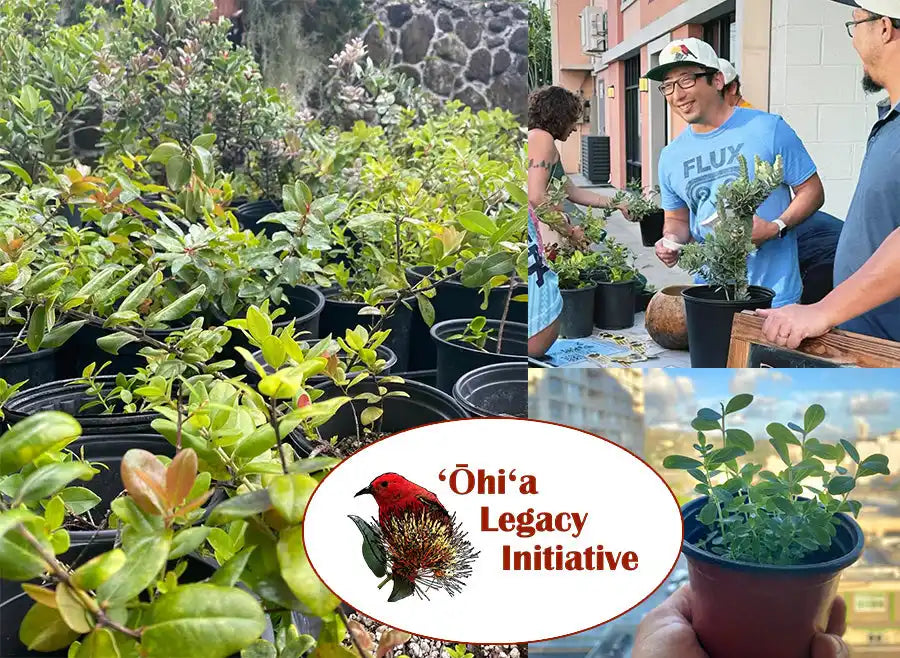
[362,1,528,119]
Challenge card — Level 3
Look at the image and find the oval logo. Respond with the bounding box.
[303,418,683,644]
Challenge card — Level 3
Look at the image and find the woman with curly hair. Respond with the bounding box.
[528,86,624,246]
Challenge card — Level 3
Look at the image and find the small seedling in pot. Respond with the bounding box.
[447,316,494,353]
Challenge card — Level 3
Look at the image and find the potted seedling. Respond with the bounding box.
[546,249,600,338]
[591,237,639,330]
[663,394,889,658]
[606,179,664,247]
[679,154,781,367]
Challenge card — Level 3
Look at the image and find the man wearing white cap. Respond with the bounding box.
[718,58,753,109]
[758,0,900,346]
[647,37,825,308]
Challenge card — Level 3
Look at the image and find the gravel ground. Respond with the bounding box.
[346,612,527,658]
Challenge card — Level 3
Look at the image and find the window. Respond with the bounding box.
[868,633,883,644]
[703,12,736,60]
[854,593,888,613]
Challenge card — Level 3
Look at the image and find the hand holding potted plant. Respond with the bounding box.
[605,179,664,247]
[679,154,783,367]
[663,394,890,658]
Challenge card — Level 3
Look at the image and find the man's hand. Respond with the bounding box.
[755,303,835,349]
[751,215,779,247]
[634,586,850,658]
[655,234,682,268]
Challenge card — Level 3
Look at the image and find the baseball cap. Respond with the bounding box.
[831,0,900,19]
[644,38,722,81]
[718,59,738,84]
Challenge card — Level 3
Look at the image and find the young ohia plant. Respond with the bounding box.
[664,394,890,566]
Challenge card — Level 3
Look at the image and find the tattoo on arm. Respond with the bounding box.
[528,158,553,170]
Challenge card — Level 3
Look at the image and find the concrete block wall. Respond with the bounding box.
[770,0,888,218]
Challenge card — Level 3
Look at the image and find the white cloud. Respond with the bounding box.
[645,370,697,424]
[729,369,792,394]
[849,390,898,415]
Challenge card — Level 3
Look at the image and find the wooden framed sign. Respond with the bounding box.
[726,312,900,368]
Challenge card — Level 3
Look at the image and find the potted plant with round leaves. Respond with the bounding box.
[546,248,600,338]
[662,394,890,658]
[591,236,639,330]
[679,154,782,367]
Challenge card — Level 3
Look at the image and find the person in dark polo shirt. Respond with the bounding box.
[758,0,900,347]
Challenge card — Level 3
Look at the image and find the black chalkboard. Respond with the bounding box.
[747,344,852,368]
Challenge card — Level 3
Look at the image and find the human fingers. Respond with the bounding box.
[810,634,850,658]
[826,597,847,637]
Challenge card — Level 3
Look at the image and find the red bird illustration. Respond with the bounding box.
[355,472,451,530]
[680,44,695,57]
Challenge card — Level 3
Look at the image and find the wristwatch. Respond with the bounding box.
[773,218,788,239]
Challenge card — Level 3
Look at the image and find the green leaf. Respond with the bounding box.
[41,320,87,348]
[75,628,120,658]
[72,550,126,591]
[360,407,383,426]
[96,331,138,355]
[246,306,272,343]
[504,182,528,206]
[277,526,340,617]
[841,439,860,464]
[725,394,753,415]
[0,510,52,580]
[141,584,266,658]
[767,422,801,446]
[55,582,94,633]
[457,210,497,236]
[146,285,206,324]
[19,603,80,652]
[24,263,68,296]
[707,447,745,468]
[16,462,95,505]
[388,575,415,602]
[45,496,65,529]
[59,487,102,515]
[165,154,192,189]
[349,515,386,578]
[0,411,82,475]
[261,336,285,369]
[769,437,791,467]
[858,454,890,476]
[697,501,718,525]
[148,142,182,164]
[74,267,121,301]
[207,490,272,525]
[691,417,720,432]
[0,160,32,185]
[209,546,256,587]
[416,293,435,327]
[268,474,317,525]
[191,144,214,180]
[662,455,702,470]
[169,526,212,559]
[26,303,47,353]
[826,475,855,495]
[119,271,162,313]
[192,134,217,150]
[724,429,754,452]
[242,640,277,658]
[804,404,826,433]
[0,262,19,285]
[97,530,172,606]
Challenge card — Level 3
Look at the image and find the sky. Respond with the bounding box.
[643,369,900,441]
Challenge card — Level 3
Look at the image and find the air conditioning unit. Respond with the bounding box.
[581,7,608,55]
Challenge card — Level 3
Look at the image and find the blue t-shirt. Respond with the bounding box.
[834,99,900,341]
[659,107,817,307]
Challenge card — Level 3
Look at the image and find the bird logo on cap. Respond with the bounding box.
[669,42,696,61]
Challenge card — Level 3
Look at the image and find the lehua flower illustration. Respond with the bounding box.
[350,473,479,602]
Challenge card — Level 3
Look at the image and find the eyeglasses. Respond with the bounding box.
[846,15,882,37]
[658,72,711,96]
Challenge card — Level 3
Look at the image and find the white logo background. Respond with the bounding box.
[303,418,683,644]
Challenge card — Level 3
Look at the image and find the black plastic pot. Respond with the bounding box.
[313,378,468,442]
[429,319,528,395]
[593,280,636,330]
[558,285,596,338]
[211,284,325,374]
[394,369,437,389]
[635,285,655,313]
[235,199,283,237]
[681,496,863,658]
[639,211,665,247]
[452,363,527,418]
[56,320,197,380]
[244,344,397,385]
[4,376,158,436]
[683,285,775,368]
[0,328,57,389]
[319,286,413,372]
[405,266,528,370]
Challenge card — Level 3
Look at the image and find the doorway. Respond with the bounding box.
[624,55,641,183]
